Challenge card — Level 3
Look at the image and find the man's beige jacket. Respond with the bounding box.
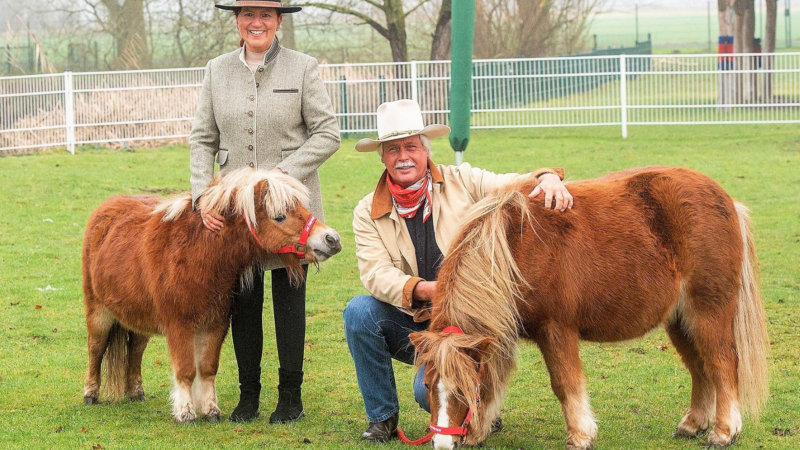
[353,160,563,318]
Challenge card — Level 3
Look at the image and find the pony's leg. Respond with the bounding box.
[166,326,197,423]
[83,307,114,404]
[688,310,742,449]
[665,316,715,439]
[125,332,150,401]
[193,325,228,422]
[537,325,597,450]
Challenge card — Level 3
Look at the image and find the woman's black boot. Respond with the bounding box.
[269,368,305,424]
[230,367,262,422]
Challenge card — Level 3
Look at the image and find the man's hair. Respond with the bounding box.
[379,134,432,156]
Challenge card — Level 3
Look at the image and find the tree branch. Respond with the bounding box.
[299,2,389,39]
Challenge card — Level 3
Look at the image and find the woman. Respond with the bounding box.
[189,0,340,424]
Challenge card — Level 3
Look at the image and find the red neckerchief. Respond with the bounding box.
[386,170,432,222]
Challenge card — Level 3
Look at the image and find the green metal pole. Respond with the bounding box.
[449,0,475,164]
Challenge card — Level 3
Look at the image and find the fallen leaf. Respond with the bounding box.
[10,302,19,306]
[54,257,61,260]
[601,375,609,380]
[303,438,312,444]
[154,360,162,366]
[160,384,166,388]
[92,444,104,450]
[81,427,87,433]
[35,305,42,310]
[55,426,63,433]
[43,218,54,223]
[52,328,58,333]
[234,427,242,433]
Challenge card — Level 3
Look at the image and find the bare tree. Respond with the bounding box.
[762,0,777,101]
[299,0,429,62]
[428,0,450,60]
[733,0,756,102]
[474,0,600,59]
[173,0,239,67]
[98,0,152,69]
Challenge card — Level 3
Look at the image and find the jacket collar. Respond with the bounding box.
[370,158,443,220]
[237,37,282,67]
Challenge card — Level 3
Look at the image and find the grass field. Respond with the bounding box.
[1,125,799,449]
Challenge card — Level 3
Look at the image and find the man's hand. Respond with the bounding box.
[530,173,573,212]
[413,280,437,303]
[198,195,224,231]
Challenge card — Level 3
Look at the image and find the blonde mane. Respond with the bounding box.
[423,180,537,441]
[153,168,310,226]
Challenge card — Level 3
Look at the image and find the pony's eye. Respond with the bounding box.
[424,383,430,390]
[274,214,286,223]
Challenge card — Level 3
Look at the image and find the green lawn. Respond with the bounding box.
[1,125,798,449]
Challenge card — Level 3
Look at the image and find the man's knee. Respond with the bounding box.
[343,295,380,333]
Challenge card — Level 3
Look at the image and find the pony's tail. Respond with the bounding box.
[101,322,129,402]
[733,202,770,419]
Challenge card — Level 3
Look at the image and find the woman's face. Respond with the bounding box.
[236,7,283,53]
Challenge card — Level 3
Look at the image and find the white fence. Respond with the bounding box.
[2,53,800,154]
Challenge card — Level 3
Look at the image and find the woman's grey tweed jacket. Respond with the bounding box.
[189,40,340,269]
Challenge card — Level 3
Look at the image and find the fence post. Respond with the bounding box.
[64,70,76,155]
[619,54,628,139]
[339,75,348,139]
[410,60,418,103]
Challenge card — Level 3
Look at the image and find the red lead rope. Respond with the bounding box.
[397,325,475,446]
[244,213,317,259]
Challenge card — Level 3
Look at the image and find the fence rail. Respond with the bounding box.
[2,53,799,154]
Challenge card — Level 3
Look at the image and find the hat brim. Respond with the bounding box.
[355,124,451,153]
[215,5,303,13]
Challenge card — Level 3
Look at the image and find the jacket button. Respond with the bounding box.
[249,95,255,101]
[258,67,264,73]
[248,128,254,134]
[248,145,253,151]
[247,110,253,117]
[256,82,260,88]
[249,162,254,168]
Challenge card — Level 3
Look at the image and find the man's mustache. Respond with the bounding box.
[394,161,416,169]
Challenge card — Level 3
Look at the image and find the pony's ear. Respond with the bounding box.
[464,337,495,364]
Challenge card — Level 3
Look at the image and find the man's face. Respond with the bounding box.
[381,135,429,188]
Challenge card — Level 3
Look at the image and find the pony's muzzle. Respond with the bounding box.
[308,227,341,261]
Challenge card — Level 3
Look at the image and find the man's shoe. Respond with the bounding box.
[361,413,399,442]
[490,417,503,434]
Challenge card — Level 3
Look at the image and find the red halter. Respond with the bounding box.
[243,213,317,259]
[397,325,481,446]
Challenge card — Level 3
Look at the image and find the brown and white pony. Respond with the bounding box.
[81,168,341,423]
[410,167,769,450]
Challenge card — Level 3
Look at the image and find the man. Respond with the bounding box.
[343,99,573,442]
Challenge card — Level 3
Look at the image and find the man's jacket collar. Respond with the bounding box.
[370,158,443,220]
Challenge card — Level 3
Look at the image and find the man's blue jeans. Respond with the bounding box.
[343,295,430,423]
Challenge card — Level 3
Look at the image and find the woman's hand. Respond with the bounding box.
[198,196,224,231]
[530,173,573,212]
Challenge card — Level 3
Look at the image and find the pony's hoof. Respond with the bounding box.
[175,409,197,424]
[84,396,98,405]
[706,430,739,449]
[204,409,221,423]
[674,426,707,439]
[127,392,146,402]
[566,439,594,450]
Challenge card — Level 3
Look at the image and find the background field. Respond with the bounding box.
[1,125,798,449]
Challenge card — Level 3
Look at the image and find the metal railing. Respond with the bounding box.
[2,53,799,154]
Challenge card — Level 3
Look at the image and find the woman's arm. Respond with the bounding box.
[189,60,221,210]
[275,58,341,180]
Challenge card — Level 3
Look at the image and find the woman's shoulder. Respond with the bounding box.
[277,47,317,66]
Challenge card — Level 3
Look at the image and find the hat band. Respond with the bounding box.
[379,129,421,140]
[232,1,286,8]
